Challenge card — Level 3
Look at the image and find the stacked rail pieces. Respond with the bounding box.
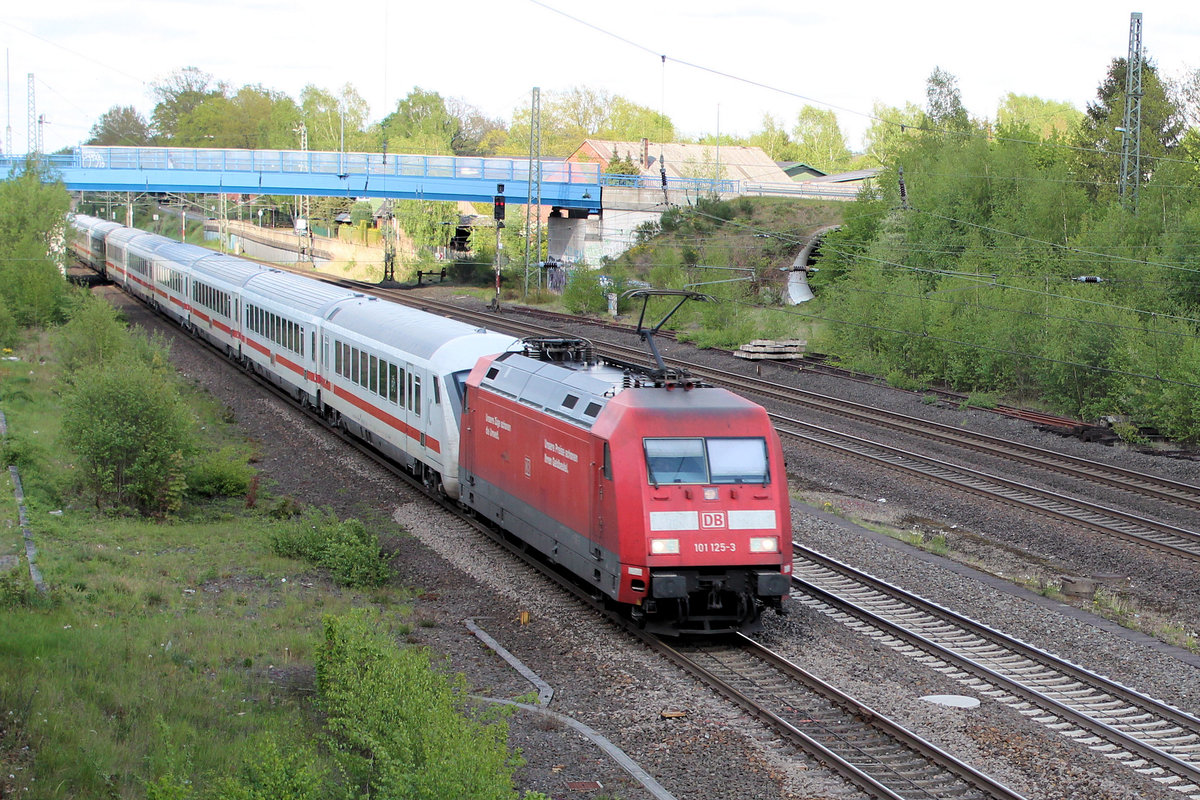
[733,339,807,360]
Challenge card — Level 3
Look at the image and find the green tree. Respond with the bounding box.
[0,160,71,327]
[502,87,675,156]
[749,114,800,161]
[791,106,852,172]
[601,96,674,142]
[996,93,1082,140]
[150,67,225,142]
[394,199,458,252]
[299,84,370,151]
[862,101,926,167]
[61,353,195,514]
[926,67,970,132]
[381,87,458,154]
[1072,56,1183,200]
[446,97,507,155]
[87,105,153,146]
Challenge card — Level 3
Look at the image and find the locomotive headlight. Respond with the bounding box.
[650,538,680,555]
[749,537,779,553]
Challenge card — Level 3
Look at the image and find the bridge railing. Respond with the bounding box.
[598,173,741,194]
[34,146,603,185]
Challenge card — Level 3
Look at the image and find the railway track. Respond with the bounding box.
[646,634,1028,800]
[358,289,1200,562]
[791,545,1200,798]
[117,271,1178,799]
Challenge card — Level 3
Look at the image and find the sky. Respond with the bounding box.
[2,0,1198,156]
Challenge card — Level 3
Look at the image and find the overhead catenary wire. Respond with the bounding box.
[527,0,1200,171]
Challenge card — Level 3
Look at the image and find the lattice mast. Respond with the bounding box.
[26,73,35,155]
[524,87,542,294]
[1118,11,1143,209]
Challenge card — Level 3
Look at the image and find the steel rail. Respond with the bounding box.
[641,634,1028,800]
[789,545,1200,794]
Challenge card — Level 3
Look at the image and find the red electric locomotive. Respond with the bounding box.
[458,294,791,634]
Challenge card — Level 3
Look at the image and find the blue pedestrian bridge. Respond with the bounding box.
[2,146,607,211]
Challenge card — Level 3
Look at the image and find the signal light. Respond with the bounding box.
[493,195,506,220]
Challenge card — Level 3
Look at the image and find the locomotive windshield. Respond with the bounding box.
[644,437,769,485]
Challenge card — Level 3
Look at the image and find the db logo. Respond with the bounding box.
[700,511,726,529]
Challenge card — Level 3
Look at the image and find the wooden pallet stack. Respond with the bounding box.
[733,339,807,360]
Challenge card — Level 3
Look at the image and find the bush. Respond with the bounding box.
[0,566,34,608]
[269,508,391,587]
[316,610,520,800]
[60,354,195,514]
[0,299,17,349]
[186,447,254,498]
[210,734,329,800]
[0,432,44,474]
[55,291,130,377]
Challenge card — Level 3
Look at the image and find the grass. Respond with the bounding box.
[0,337,418,799]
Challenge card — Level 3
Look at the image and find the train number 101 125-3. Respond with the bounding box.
[694,542,736,553]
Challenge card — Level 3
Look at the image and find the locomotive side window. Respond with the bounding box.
[644,438,707,485]
[707,438,769,484]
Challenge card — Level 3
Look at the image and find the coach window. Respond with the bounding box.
[351,348,360,383]
[397,367,406,406]
[335,340,343,374]
[342,343,350,377]
[388,364,398,403]
[358,351,369,388]
[369,355,378,394]
[412,374,421,416]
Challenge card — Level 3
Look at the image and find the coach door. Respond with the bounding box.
[406,363,423,452]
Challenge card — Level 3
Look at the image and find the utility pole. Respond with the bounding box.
[524,87,542,296]
[1118,11,1143,210]
[293,122,308,228]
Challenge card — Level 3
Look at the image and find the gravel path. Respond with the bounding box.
[106,282,1199,799]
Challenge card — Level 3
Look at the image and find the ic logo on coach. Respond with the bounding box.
[700,511,726,529]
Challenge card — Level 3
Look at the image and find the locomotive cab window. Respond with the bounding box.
[644,438,707,485]
[707,438,769,484]
[643,437,769,485]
